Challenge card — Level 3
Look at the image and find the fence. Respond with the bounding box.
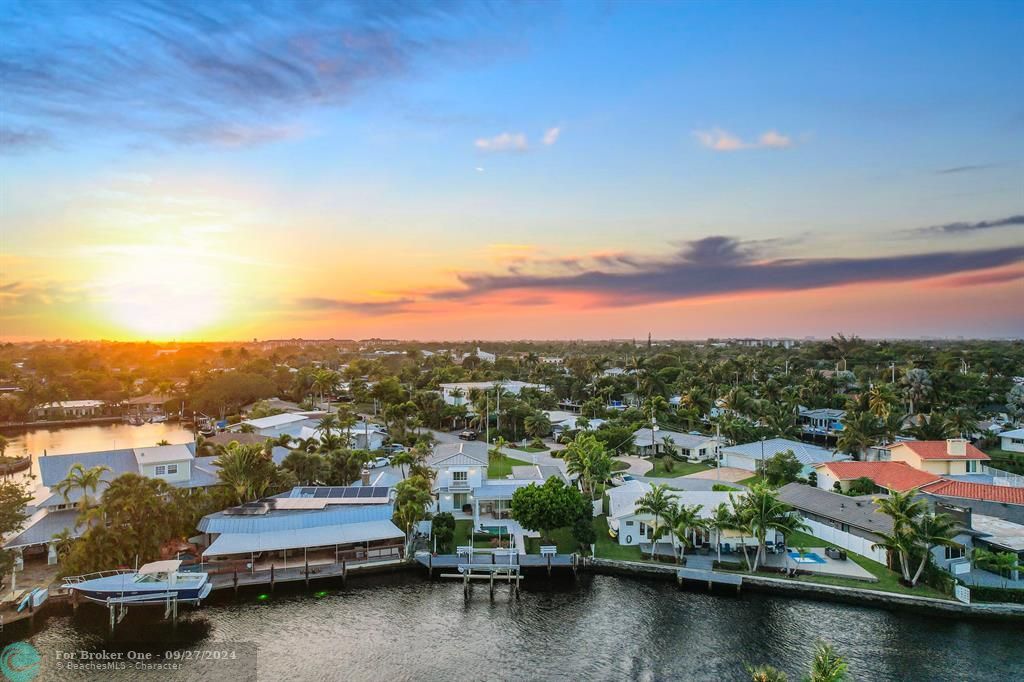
[990,467,1024,488]
[801,518,887,565]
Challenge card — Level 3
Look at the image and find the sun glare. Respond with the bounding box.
[98,247,226,339]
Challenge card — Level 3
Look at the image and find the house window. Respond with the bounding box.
[166,464,178,475]
[945,544,965,560]
[840,523,850,533]
[453,493,469,507]
[155,465,166,475]
[625,520,634,526]
[452,470,468,483]
[966,460,978,473]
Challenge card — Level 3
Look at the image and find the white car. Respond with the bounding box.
[610,473,637,487]
[367,456,391,469]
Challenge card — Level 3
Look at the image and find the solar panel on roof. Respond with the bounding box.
[372,487,388,497]
[342,488,359,498]
[357,487,373,498]
[314,488,331,498]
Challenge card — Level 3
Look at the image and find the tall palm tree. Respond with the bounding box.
[55,463,111,513]
[736,483,809,570]
[667,503,706,563]
[908,512,959,586]
[635,484,674,559]
[902,368,932,415]
[836,410,880,460]
[708,502,734,563]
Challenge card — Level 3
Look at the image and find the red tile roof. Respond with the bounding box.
[921,480,1024,505]
[819,461,941,492]
[893,440,990,460]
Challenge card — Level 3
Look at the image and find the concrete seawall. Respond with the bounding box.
[586,557,1024,621]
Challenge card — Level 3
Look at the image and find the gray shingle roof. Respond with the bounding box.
[777,482,893,535]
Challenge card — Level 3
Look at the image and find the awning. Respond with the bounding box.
[203,519,404,557]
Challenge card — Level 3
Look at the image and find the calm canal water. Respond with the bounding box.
[9,572,1020,681]
[1,422,194,486]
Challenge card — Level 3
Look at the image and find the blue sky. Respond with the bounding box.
[1,0,1022,340]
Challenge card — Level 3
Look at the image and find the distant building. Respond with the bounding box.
[720,438,850,476]
[632,428,724,462]
[437,380,550,407]
[998,428,1024,454]
[30,400,107,420]
[812,461,941,494]
[798,407,846,437]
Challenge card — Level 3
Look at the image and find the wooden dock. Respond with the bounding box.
[208,558,405,592]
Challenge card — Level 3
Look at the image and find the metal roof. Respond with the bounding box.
[203,519,404,556]
[471,483,523,500]
[134,444,193,465]
[241,413,311,429]
[198,503,394,534]
[37,449,137,487]
[3,509,82,549]
[633,428,718,449]
[722,438,849,466]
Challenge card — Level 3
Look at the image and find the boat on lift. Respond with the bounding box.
[62,560,211,605]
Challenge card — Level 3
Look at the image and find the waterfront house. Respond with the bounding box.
[198,486,404,571]
[632,428,724,462]
[998,428,1024,454]
[124,393,175,421]
[235,412,317,438]
[720,438,850,476]
[812,461,941,494]
[798,407,846,437]
[29,399,108,421]
[546,410,605,437]
[295,421,387,451]
[888,439,990,476]
[429,442,568,525]
[3,443,220,562]
[776,483,892,542]
[606,481,778,549]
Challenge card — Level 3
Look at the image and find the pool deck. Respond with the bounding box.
[761,547,876,581]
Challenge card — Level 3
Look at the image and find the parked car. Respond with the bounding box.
[367,456,391,469]
[610,473,637,487]
[383,444,406,455]
[458,429,478,441]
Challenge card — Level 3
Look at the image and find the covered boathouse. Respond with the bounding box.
[197,486,406,576]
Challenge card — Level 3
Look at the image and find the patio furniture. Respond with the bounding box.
[722,543,732,555]
[824,547,848,561]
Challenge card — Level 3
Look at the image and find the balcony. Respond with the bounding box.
[448,478,471,491]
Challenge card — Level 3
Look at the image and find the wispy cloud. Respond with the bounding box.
[429,236,1024,306]
[693,128,794,152]
[0,1,526,150]
[934,163,999,175]
[920,214,1024,234]
[294,296,415,316]
[475,132,528,153]
[542,127,561,145]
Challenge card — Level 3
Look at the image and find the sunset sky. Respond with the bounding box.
[1,1,1022,341]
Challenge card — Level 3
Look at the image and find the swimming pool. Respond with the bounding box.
[480,525,509,535]
[788,551,826,564]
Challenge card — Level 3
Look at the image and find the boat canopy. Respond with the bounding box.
[138,559,182,575]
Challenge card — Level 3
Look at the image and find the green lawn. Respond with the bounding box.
[780,530,949,599]
[487,453,530,478]
[510,445,549,453]
[736,475,762,486]
[985,448,1024,475]
[646,459,714,478]
[524,526,578,554]
[592,516,645,561]
[610,459,631,472]
[453,520,473,549]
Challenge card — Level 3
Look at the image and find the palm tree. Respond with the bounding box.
[836,410,880,460]
[708,502,734,563]
[635,484,674,560]
[872,490,926,580]
[735,483,809,570]
[55,463,111,513]
[908,512,959,587]
[808,641,848,682]
[524,412,552,440]
[902,368,932,415]
[156,439,170,446]
[317,414,339,436]
[867,384,897,419]
[667,503,706,563]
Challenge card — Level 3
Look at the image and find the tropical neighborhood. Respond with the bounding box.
[1,335,1022,659]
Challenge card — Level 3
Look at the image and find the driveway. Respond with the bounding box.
[682,466,752,483]
[614,455,653,476]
